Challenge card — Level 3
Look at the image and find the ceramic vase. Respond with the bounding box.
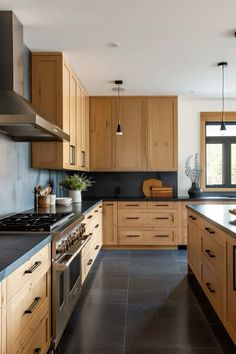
[68,190,82,203]
[188,182,202,198]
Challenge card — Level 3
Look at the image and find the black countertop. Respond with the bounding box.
[0,233,52,281]
[186,204,236,239]
[0,199,102,281]
[84,196,236,202]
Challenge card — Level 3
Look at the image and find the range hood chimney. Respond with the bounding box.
[0,11,70,142]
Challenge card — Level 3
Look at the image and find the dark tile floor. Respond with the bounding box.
[55,250,236,354]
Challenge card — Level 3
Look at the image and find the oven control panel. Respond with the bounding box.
[56,223,86,256]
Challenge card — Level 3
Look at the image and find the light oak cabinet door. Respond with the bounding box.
[31,52,89,171]
[90,98,115,170]
[226,239,236,342]
[115,98,147,171]
[103,202,118,245]
[147,97,177,171]
[188,219,201,281]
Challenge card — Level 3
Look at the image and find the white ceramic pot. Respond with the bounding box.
[68,190,82,203]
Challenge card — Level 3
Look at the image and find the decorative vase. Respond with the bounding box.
[38,195,51,207]
[188,182,202,198]
[68,190,82,203]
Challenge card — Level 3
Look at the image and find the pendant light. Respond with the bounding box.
[114,80,123,135]
[218,61,228,131]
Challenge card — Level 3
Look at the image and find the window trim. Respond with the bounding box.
[200,112,236,192]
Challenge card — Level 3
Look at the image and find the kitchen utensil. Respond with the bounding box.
[38,195,51,207]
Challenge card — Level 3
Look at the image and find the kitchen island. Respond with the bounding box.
[187,204,236,345]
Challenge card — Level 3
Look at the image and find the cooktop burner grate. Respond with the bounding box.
[0,212,74,232]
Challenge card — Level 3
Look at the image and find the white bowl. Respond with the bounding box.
[56,197,72,206]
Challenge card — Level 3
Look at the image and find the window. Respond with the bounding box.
[205,122,236,188]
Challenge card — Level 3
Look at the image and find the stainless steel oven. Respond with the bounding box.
[51,218,91,350]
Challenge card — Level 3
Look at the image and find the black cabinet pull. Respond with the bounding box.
[126,217,140,220]
[106,203,114,206]
[95,210,99,213]
[126,204,140,207]
[87,259,93,265]
[205,282,215,293]
[189,215,196,220]
[155,217,169,220]
[34,348,41,353]
[25,261,42,274]
[205,249,216,258]
[126,235,140,238]
[88,215,93,219]
[95,245,99,250]
[155,204,169,207]
[25,297,41,314]
[99,205,102,208]
[204,227,215,234]
[95,224,99,228]
[154,235,169,238]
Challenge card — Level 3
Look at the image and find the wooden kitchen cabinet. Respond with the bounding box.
[147,97,177,171]
[90,97,115,170]
[114,98,147,171]
[31,52,89,171]
[103,202,118,245]
[89,96,177,172]
[187,212,201,281]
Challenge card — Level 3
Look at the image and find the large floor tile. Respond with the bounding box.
[125,348,190,354]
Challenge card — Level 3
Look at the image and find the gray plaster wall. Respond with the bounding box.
[0,133,65,216]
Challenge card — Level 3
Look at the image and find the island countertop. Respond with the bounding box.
[186,203,236,239]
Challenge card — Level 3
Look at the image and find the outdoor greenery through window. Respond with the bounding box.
[206,122,236,187]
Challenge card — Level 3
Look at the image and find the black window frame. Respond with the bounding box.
[205,122,236,188]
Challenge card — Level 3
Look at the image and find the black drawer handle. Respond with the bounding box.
[206,282,215,293]
[205,249,216,258]
[95,245,99,250]
[154,235,169,238]
[95,210,99,213]
[34,348,41,354]
[126,235,140,238]
[25,297,41,314]
[126,217,140,220]
[88,215,93,219]
[87,259,93,265]
[204,227,215,234]
[155,204,169,207]
[106,203,114,206]
[126,204,140,207]
[189,215,196,220]
[25,261,42,274]
[155,217,169,220]
[99,205,102,208]
[95,224,99,228]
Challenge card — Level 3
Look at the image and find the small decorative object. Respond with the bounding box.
[185,153,202,198]
[35,184,52,207]
[56,197,72,206]
[59,174,94,203]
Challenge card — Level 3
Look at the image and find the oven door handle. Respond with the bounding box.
[53,245,83,271]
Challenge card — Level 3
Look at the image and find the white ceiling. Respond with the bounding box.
[1,0,236,97]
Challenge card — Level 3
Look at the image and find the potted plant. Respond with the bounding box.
[59,174,94,203]
[185,153,202,198]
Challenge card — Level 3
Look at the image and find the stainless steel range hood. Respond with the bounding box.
[0,11,70,142]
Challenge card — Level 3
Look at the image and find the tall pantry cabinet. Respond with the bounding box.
[31,52,89,171]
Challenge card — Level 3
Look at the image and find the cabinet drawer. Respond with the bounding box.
[118,201,148,209]
[93,214,102,236]
[7,265,50,346]
[148,201,177,210]
[12,308,50,354]
[187,211,200,226]
[202,232,224,274]
[200,219,225,245]
[7,244,50,301]
[146,229,177,245]
[118,230,145,245]
[81,247,94,284]
[147,212,177,227]
[118,210,148,226]
[202,261,223,317]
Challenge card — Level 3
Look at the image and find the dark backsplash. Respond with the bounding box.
[83,172,178,198]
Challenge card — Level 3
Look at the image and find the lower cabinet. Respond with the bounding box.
[103,202,118,245]
[81,203,103,284]
[0,243,51,354]
[187,209,236,345]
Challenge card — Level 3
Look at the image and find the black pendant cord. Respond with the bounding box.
[221,64,225,125]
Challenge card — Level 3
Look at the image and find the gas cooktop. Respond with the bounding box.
[0,212,74,232]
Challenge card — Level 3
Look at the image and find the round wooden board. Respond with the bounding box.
[142,178,163,197]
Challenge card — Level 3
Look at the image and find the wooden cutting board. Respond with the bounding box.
[142,178,163,197]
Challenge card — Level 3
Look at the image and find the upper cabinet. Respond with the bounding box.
[147,97,178,171]
[31,52,89,171]
[89,96,177,171]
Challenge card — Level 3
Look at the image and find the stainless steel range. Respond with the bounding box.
[0,210,89,350]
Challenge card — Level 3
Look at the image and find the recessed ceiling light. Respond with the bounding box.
[107,42,120,48]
